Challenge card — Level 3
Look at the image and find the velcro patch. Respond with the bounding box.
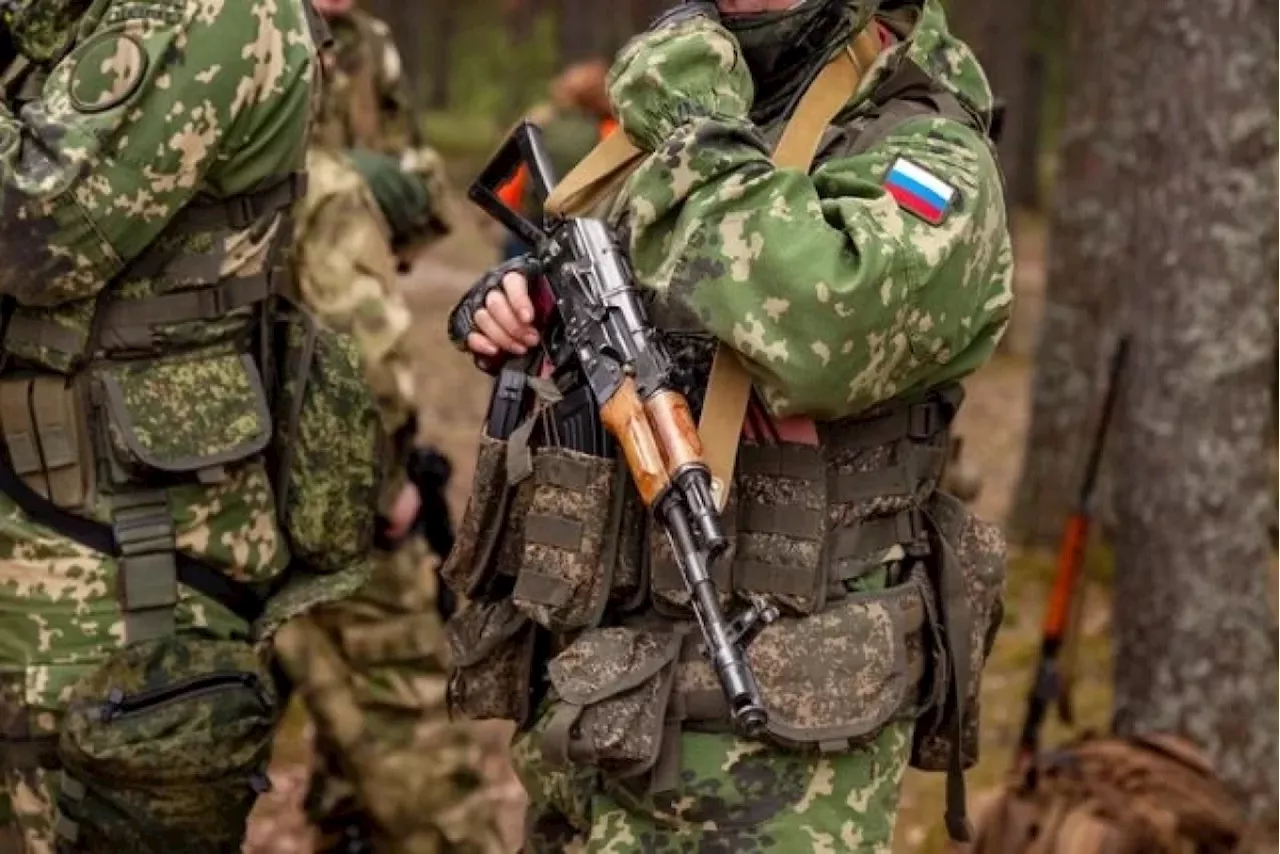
[883,158,958,226]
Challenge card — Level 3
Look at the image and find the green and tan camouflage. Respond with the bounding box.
[0,1,343,850]
[312,4,453,248]
[279,148,504,853]
[448,0,1012,849]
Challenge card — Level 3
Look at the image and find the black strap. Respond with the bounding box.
[0,449,266,625]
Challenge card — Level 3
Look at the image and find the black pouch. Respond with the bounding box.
[446,599,539,726]
[56,637,280,854]
[509,447,626,632]
[540,627,683,779]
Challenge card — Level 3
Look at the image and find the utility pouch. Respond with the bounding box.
[541,627,683,779]
[446,598,538,726]
[0,375,95,511]
[730,444,828,616]
[56,637,280,854]
[911,492,1007,772]
[647,488,737,616]
[273,304,386,574]
[678,567,932,753]
[510,446,625,632]
[92,351,273,487]
[438,434,526,601]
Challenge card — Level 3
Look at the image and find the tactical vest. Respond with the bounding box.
[443,51,1007,842]
[0,8,396,849]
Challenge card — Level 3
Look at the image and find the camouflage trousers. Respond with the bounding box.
[512,711,913,853]
[275,538,504,854]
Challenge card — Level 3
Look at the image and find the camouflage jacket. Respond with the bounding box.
[294,148,418,443]
[606,0,1013,420]
[313,7,452,244]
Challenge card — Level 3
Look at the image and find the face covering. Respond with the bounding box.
[720,0,855,122]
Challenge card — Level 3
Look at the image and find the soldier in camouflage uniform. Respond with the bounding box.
[446,0,1011,850]
[0,1,372,852]
[275,145,504,854]
[310,0,451,257]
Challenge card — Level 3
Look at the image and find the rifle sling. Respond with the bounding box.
[543,28,881,509]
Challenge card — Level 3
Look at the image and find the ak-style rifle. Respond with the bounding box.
[468,121,777,734]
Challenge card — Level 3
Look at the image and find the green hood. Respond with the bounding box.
[1,0,93,64]
[857,0,995,118]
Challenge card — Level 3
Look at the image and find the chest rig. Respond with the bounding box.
[0,1,333,644]
[444,25,1006,845]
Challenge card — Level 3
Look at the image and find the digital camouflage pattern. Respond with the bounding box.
[313,5,453,249]
[0,0,321,850]
[501,1,1011,848]
[516,718,914,853]
[278,148,503,852]
[56,637,279,854]
[274,540,506,854]
[101,352,272,472]
[606,0,1013,419]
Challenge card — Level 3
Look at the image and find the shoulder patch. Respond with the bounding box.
[68,32,148,114]
[883,157,958,226]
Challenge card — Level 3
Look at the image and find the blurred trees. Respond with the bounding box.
[1103,0,1278,823]
[1008,0,1127,548]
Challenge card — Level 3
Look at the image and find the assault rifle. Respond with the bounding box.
[468,121,777,734]
[1015,336,1129,772]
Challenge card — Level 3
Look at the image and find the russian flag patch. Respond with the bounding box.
[883,158,958,225]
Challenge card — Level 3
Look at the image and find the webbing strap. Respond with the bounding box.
[98,274,270,332]
[173,173,309,233]
[2,315,86,362]
[700,27,880,510]
[0,448,266,625]
[112,490,179,643]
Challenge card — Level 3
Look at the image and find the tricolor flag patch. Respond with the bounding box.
[883,158,958,225]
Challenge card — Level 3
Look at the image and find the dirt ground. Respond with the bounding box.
[244,207,1118,853]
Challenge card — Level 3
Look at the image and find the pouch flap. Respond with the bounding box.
[548,628,681,707]
[99,352,271,473]
[447,599,531,668]
[680,573,926,749]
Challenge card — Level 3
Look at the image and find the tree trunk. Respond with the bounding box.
[949,0,1038,211]
[1007,0,1131,547]
[1108,0,1279,823]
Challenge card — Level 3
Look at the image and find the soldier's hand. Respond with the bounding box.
[384,482,422,541]
[448,257,543,366]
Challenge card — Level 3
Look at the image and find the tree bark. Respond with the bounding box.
[1108,0,1279,822]
[948,0,1038,211]
[1008,0,1131,547]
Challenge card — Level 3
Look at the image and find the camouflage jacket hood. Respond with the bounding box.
[855,0,995,122]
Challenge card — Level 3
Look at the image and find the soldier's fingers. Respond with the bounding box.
[502,272,537,325]
[466,332,499,357]
[484,288,531,344]
[473,308,526,355]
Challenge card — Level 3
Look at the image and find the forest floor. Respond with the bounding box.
[243,200,1123,852]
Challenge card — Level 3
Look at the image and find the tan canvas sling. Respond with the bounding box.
[545,27,882,508]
